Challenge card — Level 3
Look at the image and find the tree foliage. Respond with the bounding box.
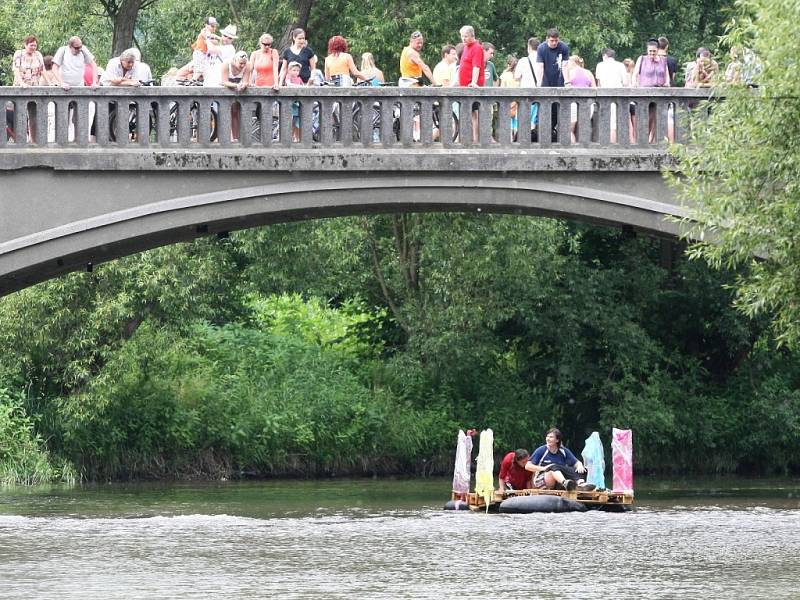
[670,0,800,347]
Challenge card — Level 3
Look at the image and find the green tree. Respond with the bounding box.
[670,0,800,347]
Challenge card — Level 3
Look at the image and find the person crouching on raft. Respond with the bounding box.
[525,428,595,491]
[498,448,532,494]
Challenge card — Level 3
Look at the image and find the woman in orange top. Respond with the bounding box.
[324,35,367,85]
[250,33,280,89]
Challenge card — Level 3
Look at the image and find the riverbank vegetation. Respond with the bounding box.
[1,0,799,482]
[1,216,799,482]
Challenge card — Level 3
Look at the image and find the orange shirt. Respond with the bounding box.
[400,46,422,78]
[252,49,277,87]
[325,53,350,77]
[192,31,208,53]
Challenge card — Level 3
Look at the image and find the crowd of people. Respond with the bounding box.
[11,20,752,92]
[9,21,756,143]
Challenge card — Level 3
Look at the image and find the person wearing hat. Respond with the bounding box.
[204,24,237,87]
[191,16,219,80]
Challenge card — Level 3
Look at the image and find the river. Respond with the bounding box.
[1,477,799,599]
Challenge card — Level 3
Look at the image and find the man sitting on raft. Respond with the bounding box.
[498,448,532,494]
[525,428,596,492]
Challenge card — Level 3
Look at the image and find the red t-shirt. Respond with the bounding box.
[458,40,485,86]
[499,451,530,489]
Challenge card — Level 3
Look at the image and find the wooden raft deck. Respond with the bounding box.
[455,488,634,512]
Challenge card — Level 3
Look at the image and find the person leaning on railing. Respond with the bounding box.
[100,50,143,87]
[220,50,252,142]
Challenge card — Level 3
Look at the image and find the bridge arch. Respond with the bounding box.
[0,172,686,296]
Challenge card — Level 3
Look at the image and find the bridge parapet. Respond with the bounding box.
[1,87,710,171]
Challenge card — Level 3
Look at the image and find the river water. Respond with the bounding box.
[1,477,799,599]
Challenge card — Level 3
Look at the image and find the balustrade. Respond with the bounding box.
[0,87,711,151]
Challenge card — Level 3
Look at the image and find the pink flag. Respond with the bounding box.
[612,428,633,494]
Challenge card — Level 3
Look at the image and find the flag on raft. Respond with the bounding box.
[581,431,606,490]
[451,429,474,496]
[612,428,633,494]
[475,428,494,511]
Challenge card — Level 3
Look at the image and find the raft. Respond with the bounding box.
[446,487,634,513]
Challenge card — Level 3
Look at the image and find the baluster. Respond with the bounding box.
[340,98,354,146]
[0,97,8,146]
[116,100,130,146]
[399,99,414,147]
[577,97,594,145]
[258,100,274,147]
[300,100,315,148]
[479,100,493,147]
[34,98,49,146]
[458,98,476,148]
[197,100,213,147]
[380,99,394,147]
[635,99,650,146]
[54,99,70,146]
[279,99,293,146]
[239,100,254,147]
[537,99,552,147]
[319,99,334,146]
[95,100,110,146]
[74,98,90,147]
[420,99,434,146]
[156,99,171,146]
[517,99,532,148]
[177,99,193,146]
[136,100,150,146]
[558,100,571,145]
[495,99,511,147]
[655,100,670,144]
[440,97,454,148]
[595,99,611,146]
[359,96,373,147]
[617,98,631,147]
[216,98,232,147]
[14,101,29,147]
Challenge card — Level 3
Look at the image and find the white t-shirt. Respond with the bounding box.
[53,45,95,87]
[513,54,538,88]
[204,45,236,87]
[595,58,627,88]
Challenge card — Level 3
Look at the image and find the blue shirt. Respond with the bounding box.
[530,444,578,468]
[536,41,569,87]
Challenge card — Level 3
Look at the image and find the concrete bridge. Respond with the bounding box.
[0,87,709,296]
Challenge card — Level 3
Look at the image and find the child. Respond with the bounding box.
[284,61,304,141]
[191,16,219,81]
[308,67,325,87]
[284,61,304,87]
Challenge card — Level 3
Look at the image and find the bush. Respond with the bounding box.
[0,387,75,484]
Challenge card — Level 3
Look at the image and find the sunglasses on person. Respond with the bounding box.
[261,41,272,47]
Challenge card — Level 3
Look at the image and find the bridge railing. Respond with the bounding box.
[1,87,711,150]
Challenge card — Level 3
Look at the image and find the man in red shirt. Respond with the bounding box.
[498,448,532,493]
[458,25,485,143]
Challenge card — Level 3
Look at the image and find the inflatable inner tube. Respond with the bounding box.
[444,499,471,511]
[499,494,587,514]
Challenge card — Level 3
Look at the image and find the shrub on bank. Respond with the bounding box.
[0,387,75,484]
